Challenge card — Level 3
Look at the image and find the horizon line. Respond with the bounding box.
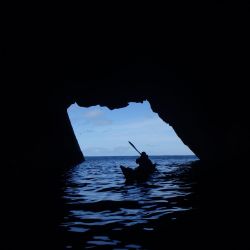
[83,154,197,157]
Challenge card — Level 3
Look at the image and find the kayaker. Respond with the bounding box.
[136,152,154,170]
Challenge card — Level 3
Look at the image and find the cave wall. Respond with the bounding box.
[2,4,250,172]
[2,6,250,250]
[66,61,249,163]
[3,53,249,174]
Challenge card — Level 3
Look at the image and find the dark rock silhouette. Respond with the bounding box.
[2,4,250,249]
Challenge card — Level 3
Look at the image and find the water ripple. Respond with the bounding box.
[61,155,198,248]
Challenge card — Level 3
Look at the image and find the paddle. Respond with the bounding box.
[128,141,142,155]
[128,141,159,172]
[128,141,159,168]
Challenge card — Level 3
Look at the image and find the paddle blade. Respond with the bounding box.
[128,141,141,155]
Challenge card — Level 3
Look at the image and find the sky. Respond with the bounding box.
[67,101,194,156]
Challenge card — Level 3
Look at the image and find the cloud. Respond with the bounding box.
[112,146,131,153]
[84,147,113,155]
[81,108,113,127]
[94,119,113,126]
[84,109,103,118]
[78,129,94,135]
[83,146,134,156]
[105,117,170,133]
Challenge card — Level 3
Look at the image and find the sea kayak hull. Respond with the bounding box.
[120,164,156,181]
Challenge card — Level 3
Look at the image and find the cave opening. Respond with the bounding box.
[67,100,194,157]
[59,100,198,248]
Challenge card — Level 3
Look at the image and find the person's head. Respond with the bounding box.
[141,152,147,157]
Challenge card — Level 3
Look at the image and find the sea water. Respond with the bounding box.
[60,155,198,248]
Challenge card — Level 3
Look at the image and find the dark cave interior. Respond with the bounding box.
[2,5,250,248]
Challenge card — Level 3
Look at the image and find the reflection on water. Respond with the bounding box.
[61,156,198,248]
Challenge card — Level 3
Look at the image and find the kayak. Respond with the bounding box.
[120,164,156,181]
